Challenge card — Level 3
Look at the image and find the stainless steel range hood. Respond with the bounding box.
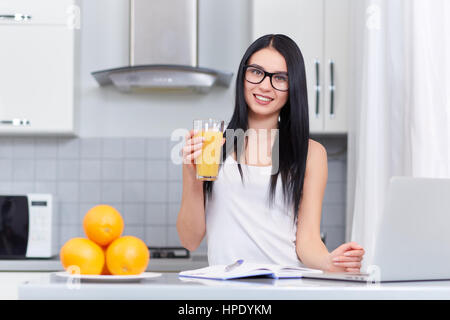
[91,0,233,93]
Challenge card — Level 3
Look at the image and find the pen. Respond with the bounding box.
[224,259,244,272]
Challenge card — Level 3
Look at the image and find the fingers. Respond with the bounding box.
[185,129,197,142]
[334,242,364,256]
[332,249,364,269]
[185,130,204,146]
[341,241,364,251]
[333,261,362,269]
[183,148,202,163]
[182,130,225,164]
[183,130,204,164]
[351,242,363,249]
[183,144,203,162]
[333,256,363,263]
[183,138,204,153]
[330,242,364,273]
[344,249,365,257]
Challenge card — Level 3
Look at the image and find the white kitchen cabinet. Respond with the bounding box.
[0,0,78,135]
[251,0,350,134]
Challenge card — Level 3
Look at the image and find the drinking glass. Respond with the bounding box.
[193,119,224,181]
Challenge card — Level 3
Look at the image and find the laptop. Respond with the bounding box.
[302,176,450,282]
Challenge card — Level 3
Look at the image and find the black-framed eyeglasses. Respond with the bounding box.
[243,65,289,92]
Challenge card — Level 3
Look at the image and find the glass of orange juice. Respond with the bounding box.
[193,119,225,181]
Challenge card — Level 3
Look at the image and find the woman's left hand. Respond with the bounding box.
[327,242,365,273]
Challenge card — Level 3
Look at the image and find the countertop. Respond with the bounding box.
[17,272,450,300]
[0,255,208,272]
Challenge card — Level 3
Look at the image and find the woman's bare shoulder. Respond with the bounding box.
[307,139,327,160]
[305,139,328,178]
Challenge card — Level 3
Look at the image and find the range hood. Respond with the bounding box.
[91,0,233,93]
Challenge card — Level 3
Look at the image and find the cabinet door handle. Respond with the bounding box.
[0,14,32,21]
[329,60,335,119]
[0,119,31,126]
[314,60,321,118]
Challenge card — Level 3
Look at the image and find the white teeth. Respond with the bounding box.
[255,95,272,102]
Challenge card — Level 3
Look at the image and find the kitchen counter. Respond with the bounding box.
[17,272,450,300]
[0,272,50,300]
[0,255,208,272]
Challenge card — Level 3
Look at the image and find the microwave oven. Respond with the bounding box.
[0,194,56,259]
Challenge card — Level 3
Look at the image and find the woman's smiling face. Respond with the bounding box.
[244,47,289,119]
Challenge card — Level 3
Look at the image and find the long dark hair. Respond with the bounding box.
[204,34,309,223]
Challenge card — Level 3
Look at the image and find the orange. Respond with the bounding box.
[106,236,150,275]
[83,205,124,247]
[60,237,105,275]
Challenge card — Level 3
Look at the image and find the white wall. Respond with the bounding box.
[78,0,251,137]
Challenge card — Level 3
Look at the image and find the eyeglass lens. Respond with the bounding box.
[245,66,288,91]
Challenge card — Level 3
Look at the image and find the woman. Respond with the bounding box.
[177,34,365,273]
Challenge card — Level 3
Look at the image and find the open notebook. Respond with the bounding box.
[178,260,323,280]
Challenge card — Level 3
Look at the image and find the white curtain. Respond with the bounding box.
[346,0,450,271]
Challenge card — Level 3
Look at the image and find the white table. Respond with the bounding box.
[17,273,450,300]
[0,272,50,300]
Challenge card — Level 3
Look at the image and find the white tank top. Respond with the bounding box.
[205,155,305,267]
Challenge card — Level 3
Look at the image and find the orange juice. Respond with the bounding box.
[195,130,223,181]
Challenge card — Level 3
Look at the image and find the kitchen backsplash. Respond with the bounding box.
[0,135,346,254]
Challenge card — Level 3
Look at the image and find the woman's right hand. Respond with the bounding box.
[182,129,205,180]
[181,129,226,182]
